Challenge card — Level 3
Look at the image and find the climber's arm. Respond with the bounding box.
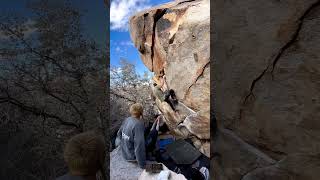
[162,75,169,91]
[115,126,122,147]
[117,124,123,139]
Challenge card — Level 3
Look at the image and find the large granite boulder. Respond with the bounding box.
[241,154,320,180]
[212,0,320,179]
[129,0,210,157]
[212,128,276,180]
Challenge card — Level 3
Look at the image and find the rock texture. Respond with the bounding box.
[129,0,210,157]
[213,0,320,179]
[110,147,144,180]
[139,164,187,180]
[110,147,188,180]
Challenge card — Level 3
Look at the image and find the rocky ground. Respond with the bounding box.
[110,147,144,180]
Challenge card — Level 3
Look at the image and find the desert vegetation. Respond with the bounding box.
[109,59,155,150]
[0,0,107,179]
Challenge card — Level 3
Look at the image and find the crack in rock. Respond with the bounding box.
[184,60,210,100]
[176,0,196,6]
[271,0,320,78]
[240,163,280,180]
[240,165,260,180]
[140,14,147,54]
[243,66,269,105]
[220,128,277,163]
[151,9,167,72]
[240,0,320,120]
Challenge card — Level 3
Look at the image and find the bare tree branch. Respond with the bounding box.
[110,91,136,103]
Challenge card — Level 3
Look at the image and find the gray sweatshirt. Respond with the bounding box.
[117,116,146,168]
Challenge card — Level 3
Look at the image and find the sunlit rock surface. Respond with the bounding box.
[129,0,210,157]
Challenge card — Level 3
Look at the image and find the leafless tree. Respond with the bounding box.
[0,0,107,179]
[110,59,156,149]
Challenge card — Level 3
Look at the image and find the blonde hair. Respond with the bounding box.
[130,103,143,118]
[63,131,106,176]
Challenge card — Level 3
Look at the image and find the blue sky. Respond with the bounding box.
[1,0,174,75]
[0,0,108,47]
[110,0,172,75]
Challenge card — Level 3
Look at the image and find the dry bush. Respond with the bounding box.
[110,59,156,150]
[0,0,107,179]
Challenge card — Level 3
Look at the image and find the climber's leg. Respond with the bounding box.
[163,90,175,111]
[168,89,179,113]
[167,100,176,111]
[168,89,178,105]
[164,90,170,101]
[164,89,179,112]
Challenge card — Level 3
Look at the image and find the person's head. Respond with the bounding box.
[130,103,143,118]
[63,131,106,176]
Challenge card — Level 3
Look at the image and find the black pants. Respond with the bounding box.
[145,128,158,153]
[164,89,178,111]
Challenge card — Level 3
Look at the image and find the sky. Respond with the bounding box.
[110,0,172,75]
[0,0,173,75]
[0,0,108,47]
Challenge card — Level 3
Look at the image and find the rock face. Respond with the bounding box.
[129,0,210,157]
[110,147,144,180]
[213,0,320,179]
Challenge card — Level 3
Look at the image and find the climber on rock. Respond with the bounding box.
[152,75,178,112]
[116,103,164,169]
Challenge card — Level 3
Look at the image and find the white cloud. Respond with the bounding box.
[120,41,134,46]
[114,46,128,55]
[110,0,151,31]
[111,40,133,47]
